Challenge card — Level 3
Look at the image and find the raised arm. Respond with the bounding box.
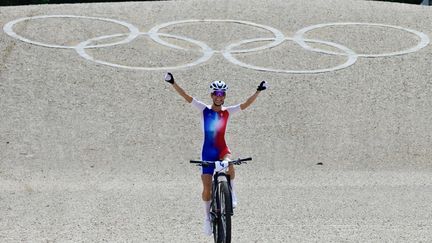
[165,72,193,103]
[240,81,267,110]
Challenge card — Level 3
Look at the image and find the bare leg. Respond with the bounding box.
[201,174,212,201]
[222,153,235,179]
[201,174,213,236]
[222,154,237,207]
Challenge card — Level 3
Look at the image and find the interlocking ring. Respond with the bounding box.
[3,15,430,74]
[147,19,285,54]
[3,15,140,49]
[222,37,358,74]
[75,32,213,70]
[293,22,430,58]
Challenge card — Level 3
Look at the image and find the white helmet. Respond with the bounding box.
[210,80,228,92]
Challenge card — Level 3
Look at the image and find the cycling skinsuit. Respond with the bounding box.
[192,98,241,174]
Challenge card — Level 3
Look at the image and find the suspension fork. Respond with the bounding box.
[212,172,233,216]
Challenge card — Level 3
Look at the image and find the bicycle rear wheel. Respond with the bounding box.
[214,181,232,243]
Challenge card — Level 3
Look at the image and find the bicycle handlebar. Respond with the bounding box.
[190,157,252,166]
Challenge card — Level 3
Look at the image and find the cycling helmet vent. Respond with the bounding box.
[210,80,228,92]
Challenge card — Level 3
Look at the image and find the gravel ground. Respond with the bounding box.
[1,0,431,242]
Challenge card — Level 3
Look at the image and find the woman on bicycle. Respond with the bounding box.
[164,72,267,236]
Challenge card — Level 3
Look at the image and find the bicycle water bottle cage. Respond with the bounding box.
[215,160,229,172]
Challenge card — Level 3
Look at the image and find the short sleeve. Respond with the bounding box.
[225,104,241,115]
[191,98,207,111]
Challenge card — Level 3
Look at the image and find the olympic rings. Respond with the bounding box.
[3,15,430,74]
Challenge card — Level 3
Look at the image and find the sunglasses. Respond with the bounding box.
[212,91,226,97]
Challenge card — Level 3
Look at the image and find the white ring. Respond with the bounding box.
[147,19,285,54]
[75,32,214,70]
[3,15,140,49]
[294,22,430,58]
[3,16,429,73]
[223,37,358,74]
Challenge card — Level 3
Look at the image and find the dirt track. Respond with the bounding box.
[1,0,432,242]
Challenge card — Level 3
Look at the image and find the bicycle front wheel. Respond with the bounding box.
[215,181,232,243]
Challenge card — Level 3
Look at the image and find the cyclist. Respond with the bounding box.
[164,72,267,236]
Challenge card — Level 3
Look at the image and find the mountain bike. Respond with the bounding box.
[190,157,252,243]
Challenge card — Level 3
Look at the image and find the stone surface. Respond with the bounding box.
[0,0,431,242]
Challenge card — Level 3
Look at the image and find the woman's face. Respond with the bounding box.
[211,91,226,106]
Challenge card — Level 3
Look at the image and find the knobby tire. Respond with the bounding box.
[214,181,232,243]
